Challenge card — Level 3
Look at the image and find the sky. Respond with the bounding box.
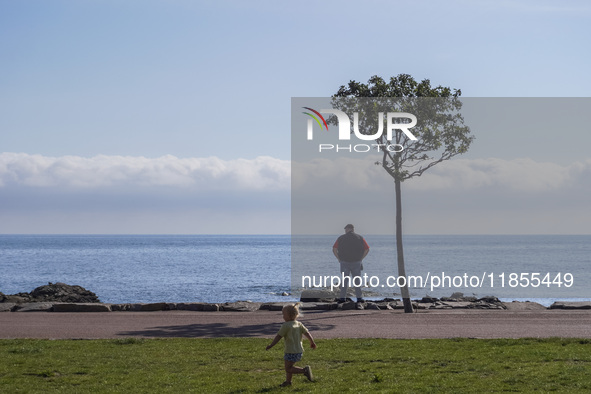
[1,0,590,234]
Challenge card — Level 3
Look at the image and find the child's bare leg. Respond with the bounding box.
[284,361,304,382]
[284,360,294,382]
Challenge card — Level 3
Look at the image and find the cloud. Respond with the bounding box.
[2,153,590,234]
[293,156,591,194]
[291,156,591,234]
[0,153,290,191]
[0,153,292,234]
[407,158,591,193]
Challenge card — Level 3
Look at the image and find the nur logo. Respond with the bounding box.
[302,107,418,141]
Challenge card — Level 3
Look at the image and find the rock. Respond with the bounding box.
[13,303,54,312]
[110,303,132,311]
[111,303,170,311]
[0,303,17,312]
[176,303,206,311]
[2,293,32,304]
[504,301,546,311]
[477,303,506,310]
[389,302,405,309]
[420,296,439,303]
[202,303,219,312]
[53,303,111,312]
[478,296,502,304]
[220,301,261,312]
[259,303,290,311]
[300,302,337,311]
[441,295,478,302]
[550,301,591,310]
[368,301,394,310]
[339,301,358,310]
[30,283,100,303]
[300,289,338,303]
[441,301,474,309]
[138,303,170,311]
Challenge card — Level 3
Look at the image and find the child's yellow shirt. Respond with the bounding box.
[277,320,309,354]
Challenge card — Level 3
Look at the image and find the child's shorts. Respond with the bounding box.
[284,353,302,362]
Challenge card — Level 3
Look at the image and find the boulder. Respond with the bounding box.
[13,303,54,312]
[30,283,100,303]
[441,293,478,302]
[202,303,220,311]
[259,303,290,311]
[550,301,591,310]
[504,301,546,311]
[300,289,338,303]
[220,301,261,312]
[176,303,210,311]
[2,293,32,304]
[478,296,502,304]
[53,303,111,312]
[0,303,17,312]
[339,301,358,310]
[420,296,439,303]
[441,301,474,309]
[366,301,395,310]
[138,302,170,311]
[111,303,170,311]
[110,303,133,311]
[300,302,337,311]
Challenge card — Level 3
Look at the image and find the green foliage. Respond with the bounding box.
[334,74,462,98]
[1,338,591,393]
[332,74,474,181]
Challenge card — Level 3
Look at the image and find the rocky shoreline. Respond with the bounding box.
[1,283,590,313]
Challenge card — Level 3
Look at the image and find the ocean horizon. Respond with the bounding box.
[1,234,590,307]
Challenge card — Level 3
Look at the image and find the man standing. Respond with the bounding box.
[332,224,369,303]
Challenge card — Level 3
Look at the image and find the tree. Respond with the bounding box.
[332,74,474,313]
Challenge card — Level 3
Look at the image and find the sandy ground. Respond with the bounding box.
[2,309,591,339]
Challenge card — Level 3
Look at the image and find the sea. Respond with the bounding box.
[1,235,590,307]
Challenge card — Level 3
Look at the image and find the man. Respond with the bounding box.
[332,224,369,303]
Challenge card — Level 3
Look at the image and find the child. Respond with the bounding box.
[266,303,317,387]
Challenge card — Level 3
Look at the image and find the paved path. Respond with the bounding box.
[2,309,591,339]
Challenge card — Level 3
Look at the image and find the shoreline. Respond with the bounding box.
[2,283,590,312]
[2,299,591,313]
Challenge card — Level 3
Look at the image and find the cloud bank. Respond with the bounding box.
[0,153,290,234]
[293,156,591,194]
[1,153,589,234]
[0,153,290,191]
[292,156,591,235]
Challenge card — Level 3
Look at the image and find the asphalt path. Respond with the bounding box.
[2,309,591,339]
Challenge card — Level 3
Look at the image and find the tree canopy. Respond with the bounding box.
[332,74,474,181]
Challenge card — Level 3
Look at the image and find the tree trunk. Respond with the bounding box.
[395,178,413,313]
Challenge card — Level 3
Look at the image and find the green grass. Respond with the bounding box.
[1,338,591,393]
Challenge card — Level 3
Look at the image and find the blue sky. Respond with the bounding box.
[1,0,590,234]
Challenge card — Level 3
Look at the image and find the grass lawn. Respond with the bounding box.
[1,337,591,393]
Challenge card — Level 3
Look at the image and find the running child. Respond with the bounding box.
[266,303,316,387]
